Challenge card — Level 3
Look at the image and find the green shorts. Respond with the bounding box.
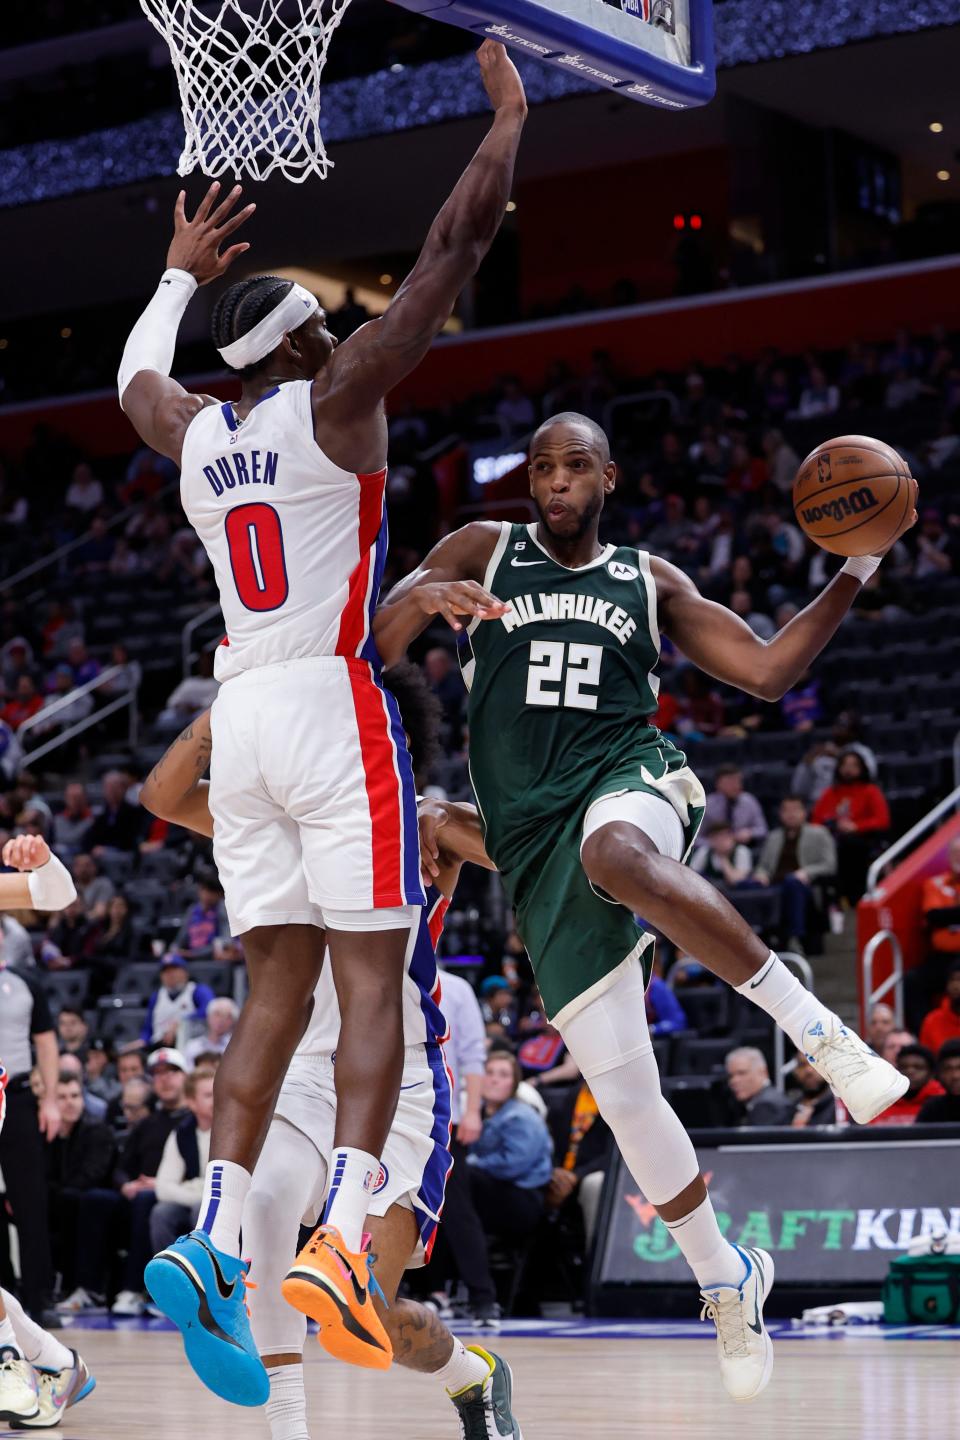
[502,742,705,1026]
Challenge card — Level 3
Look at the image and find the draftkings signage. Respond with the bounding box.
[598,1137,960,1286]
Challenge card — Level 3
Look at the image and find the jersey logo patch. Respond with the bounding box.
[511,558,545,567]
[372,1163,389,1195]
[608,560,639,581]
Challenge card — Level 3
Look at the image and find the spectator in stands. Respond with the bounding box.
[57,1007,89,1058]
[52,781,94,855]
[480,976,518,1039]
[543,1080,613,1256]
[174,872,229,958]
[467,1052,552,1256]
[690,822,752,888]
[675,669,724,739]
[71,852,112,919]
[0,905,35,968]
[49,1071,116,1311]
[793,365,840,419]
[495,376,536,437]
[183,997,239,1070]
[116,1076,152,1133]
[881,1029,916,1067]
[33,664,93,738]
[907,837,960,1030]
[141,955,215,1048]
[725,1047,793,1126]
[866,1001,896,1053]
[812,750,890,904]
[84,893,138,998]
[919,959,960,1053]
[43,897,90,969]
[331,287,370,341]
[87,770,144,854]
[64,461,104,516]
[149,1070,215,1253]
[423,647,465,741]
[752,796,837,953]
[787,1051,837,1127]
[790,714,878,807]
[761,428,800,495]
[646,968,688,1036]
[914,509,954,581]
[701,764,767,848]
[916,1039,960,1123]
[2,675,42,731]
[871,1043,944,1125]
[108,1047,188,1316]
[57,1051,107,1121]
[106,1050,148,1129]
[155,652,219,733]
[85,1038,119,1106]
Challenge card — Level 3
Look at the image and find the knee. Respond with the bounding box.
[582,823,660,901]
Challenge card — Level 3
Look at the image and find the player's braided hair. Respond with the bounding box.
[381,662,443,785]
[211,274,294,379]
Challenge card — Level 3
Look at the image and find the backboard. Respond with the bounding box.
[388,0,715,110]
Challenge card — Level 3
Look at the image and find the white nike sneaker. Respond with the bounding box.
[111,1289,146,1317]
[699,1246,774,1403]
[20,1349,96,1428]
[0,1347,40,1424]
[802,1017,908,1124]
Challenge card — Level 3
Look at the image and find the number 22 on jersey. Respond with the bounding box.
[225,503,289,612]
[526,641,603,711]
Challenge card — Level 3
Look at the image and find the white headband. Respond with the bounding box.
[217,283,319,369]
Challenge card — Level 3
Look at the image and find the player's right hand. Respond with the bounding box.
[3,834,50,872]
[477,40,528,119]
[418,799,449,885]
[412,580,510,634]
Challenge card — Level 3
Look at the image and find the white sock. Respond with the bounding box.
[735,952,839,1051]
[265,1364,309,1440]
[322,1148,379,1252]
[435,1337,492,1396]
[664,1196,747,1289]
[1,1290,71,1370]
[0,1314,23,1358]
[197,1160,251,1258]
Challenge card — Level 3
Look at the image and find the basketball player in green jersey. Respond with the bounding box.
[375,412,918,1403]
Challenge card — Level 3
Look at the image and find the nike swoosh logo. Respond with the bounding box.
[511,558,545,567]
[199,1239,237,1302]
[745,1249,764,1334]
[161,279,172,285]
[749,959,776,990]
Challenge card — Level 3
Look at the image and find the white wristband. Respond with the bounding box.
[118,268,198,406]
[27,853,77,912]
[840,554,882,585]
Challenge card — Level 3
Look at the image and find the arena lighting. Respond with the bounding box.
[673,214,685,229]
[690,214,703,230]
[937,170,951,181]
[473,451,527,486]
[380,273,393,285]
[930,121,945,133]
[60,327,72,339]
[506,200,517,213]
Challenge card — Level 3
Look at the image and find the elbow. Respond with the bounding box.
[139,785,167,822]
[754,676,787,704]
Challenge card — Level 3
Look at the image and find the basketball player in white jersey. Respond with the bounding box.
[117,40,527,1405]
[0,836,95,1430]
[140,674,524,1440]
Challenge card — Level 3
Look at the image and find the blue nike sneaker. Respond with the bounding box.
[144,1231,268,1407]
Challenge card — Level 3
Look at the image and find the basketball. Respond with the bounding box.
[793,435,914,557]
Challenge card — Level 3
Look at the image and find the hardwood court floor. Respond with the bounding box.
[19,1327,958,1440]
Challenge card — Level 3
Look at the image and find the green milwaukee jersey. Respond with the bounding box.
[460,521,705,1023]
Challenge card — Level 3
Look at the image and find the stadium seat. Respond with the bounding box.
[44,970,90,1012]
[725,886,780,936]
[97,1005,149,1048]
[662,1076,723,1129]
[113,963,160,1001]
[669,1036,730,1077]
[674,986,730,1037]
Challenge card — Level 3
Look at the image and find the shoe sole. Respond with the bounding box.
[282,1270,392,1371]
[846,1069,910,1125]
[494,1354,523,1439]
[731,1249,775,1404]
[144,1254,269,1406]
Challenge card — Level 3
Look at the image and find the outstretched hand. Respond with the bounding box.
[166,182,256,286]
[877,476,920,554]
[2,834,50,872]
[412,580,510,635]
[477,39,527,118]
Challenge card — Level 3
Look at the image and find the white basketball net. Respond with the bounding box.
[140,0,354,182]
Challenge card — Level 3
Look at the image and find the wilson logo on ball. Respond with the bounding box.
[801,487,879,525]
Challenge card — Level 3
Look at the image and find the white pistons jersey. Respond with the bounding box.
[179,380,389,682]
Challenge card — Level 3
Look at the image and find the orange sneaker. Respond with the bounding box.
[281,1225,392,1371]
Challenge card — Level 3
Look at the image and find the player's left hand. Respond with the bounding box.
[876,476,919,553]
[167,182,257,286]
[3,834,50,872]
[412,580,510,635]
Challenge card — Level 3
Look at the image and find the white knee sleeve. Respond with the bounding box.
[561,962,700,1208]
[244,1117,327,1358]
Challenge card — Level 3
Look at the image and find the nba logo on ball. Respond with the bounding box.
[372,1164,389,1194]
[817,453,832,484]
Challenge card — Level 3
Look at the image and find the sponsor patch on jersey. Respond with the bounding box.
[372,1163,389,1195]
[608,560,639,581]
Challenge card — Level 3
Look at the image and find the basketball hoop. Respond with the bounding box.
[139,0,354,182]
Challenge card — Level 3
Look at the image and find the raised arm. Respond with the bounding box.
[117,183,256,464]
[140,710,214,838]
[323,43,526,412]
[373,521,507,666]
[653,495,917,701]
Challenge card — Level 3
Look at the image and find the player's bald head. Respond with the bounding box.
[531,413,611,466]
